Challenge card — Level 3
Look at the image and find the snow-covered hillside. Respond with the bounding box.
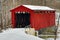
[0,28,44,40]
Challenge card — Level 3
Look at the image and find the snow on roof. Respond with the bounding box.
[0,28,44,40]
[23,5,55,10]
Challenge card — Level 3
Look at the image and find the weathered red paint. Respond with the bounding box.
[10,5,55,30]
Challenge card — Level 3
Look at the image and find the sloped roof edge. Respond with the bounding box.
[10,5,55,11]
[23,5,55,10]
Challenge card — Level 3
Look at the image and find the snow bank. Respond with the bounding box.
[45,38,54,40]
[0,28,44,40]
[56,38,60,40]
[45,38,60,40]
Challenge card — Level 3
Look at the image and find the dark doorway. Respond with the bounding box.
[15,12,30,28]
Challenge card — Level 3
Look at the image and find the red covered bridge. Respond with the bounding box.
[10,5,55,30]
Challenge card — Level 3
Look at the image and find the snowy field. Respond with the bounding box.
[0,28,60,40]
[45,38,60,40]
[0,28,44,40]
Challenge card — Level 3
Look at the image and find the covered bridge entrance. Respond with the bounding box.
[15,12,30,28]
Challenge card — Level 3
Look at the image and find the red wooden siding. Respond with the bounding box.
[10,5,55,30]
[30,11,55,30]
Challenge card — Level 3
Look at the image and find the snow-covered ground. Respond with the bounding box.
[45,37,60,40]
[0,28,44,40]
